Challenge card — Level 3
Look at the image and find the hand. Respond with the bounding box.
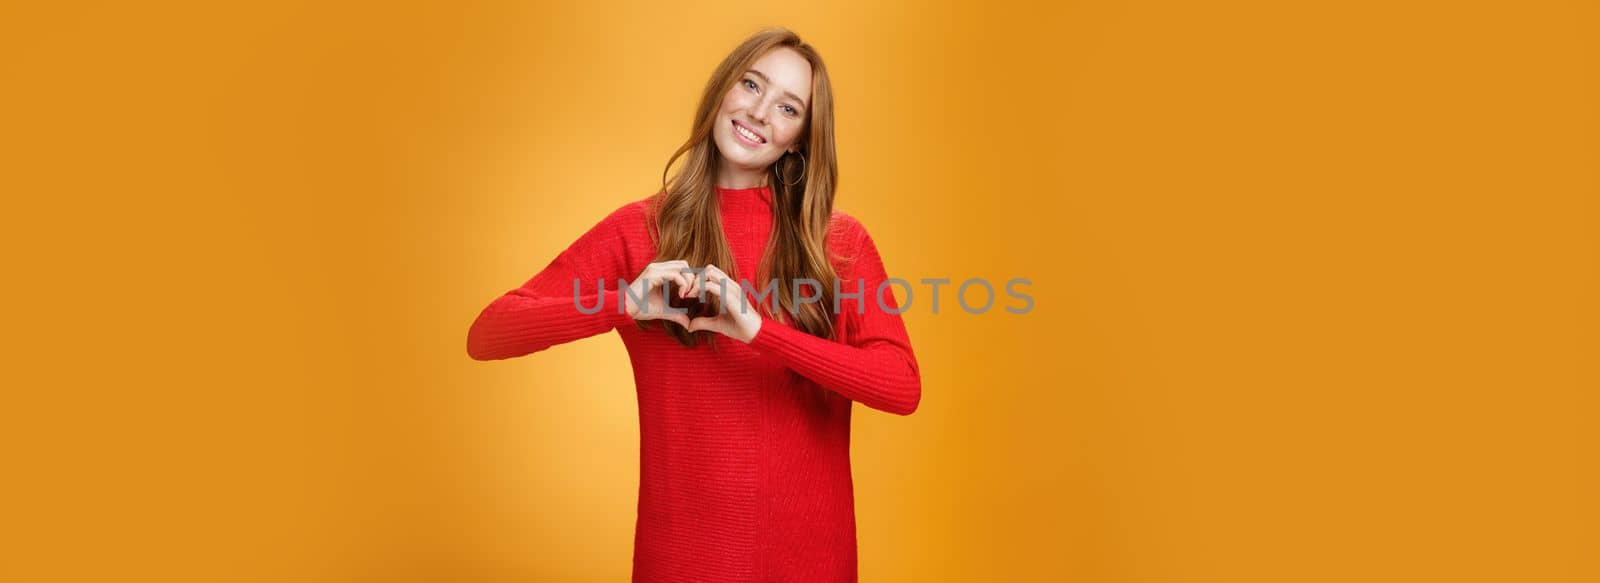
[623,260,693,328]
[682,264,761,343]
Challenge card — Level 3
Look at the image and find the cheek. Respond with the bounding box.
[720,90,753,114]
[774,122,805,148]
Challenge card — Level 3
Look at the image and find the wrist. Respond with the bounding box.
[738,317,762,344]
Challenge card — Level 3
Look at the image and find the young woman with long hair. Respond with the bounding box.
[466,27,920,582]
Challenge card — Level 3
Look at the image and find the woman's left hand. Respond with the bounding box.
[682,264,761,343]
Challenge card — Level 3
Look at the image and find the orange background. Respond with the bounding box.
[2,1,1595,581]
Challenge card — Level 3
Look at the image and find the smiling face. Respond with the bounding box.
[712,47,813,189]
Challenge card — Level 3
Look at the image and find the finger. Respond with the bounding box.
[641,268,668,293]
[701,278,733,314]
[640,262,684,288]
[693,265,721,299]
[646,268,689,297]
[680,269,698,299]
[706,269,738,303]
[685,267,712,299]
[670,270,691,298]
[699,277,724,297]
[686,316,718,334]
[639,301,689,326]
[698,275,744,307]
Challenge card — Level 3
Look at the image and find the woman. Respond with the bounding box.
[466,27,920,582]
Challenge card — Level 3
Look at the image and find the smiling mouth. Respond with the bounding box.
[732,120,766,144]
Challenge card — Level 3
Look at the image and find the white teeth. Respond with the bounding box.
[735,123,763,143]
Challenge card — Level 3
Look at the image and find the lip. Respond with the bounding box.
[731,119,767,146]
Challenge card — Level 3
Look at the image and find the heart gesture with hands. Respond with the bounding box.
[623,261,761,344]
[622,260,694,328]
[681,264,761,344]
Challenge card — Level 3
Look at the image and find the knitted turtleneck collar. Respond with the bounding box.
[714,183,774,209]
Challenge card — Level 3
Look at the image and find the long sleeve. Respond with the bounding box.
[476,187,908,578]
[747,219,923,415]
[466,204,640,361]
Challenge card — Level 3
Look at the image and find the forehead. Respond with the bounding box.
[749,47,813,104]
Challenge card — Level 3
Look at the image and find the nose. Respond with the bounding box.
[750,103,769,124]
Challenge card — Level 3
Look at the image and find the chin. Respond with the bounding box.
[714,135,769,168]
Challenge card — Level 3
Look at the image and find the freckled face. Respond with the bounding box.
[714,47,813,181]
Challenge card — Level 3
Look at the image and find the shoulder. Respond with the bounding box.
[827,210,869,248]
[598,195,654,228]
[826,210,881,276]
[544,193,660,279]
[575,193,655,243]
[559,193,656,260]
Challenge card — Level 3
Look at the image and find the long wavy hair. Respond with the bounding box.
[644,27,840,348]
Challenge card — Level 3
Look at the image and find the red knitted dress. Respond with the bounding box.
[466,184,921,582]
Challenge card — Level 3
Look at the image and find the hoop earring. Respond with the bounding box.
[780,149,806,187]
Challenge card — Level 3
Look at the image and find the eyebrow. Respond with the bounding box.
[746,69,808,112]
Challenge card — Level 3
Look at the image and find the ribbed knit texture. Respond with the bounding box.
[466,185,921,582]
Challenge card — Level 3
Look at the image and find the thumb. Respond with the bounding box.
[685,316,714,333]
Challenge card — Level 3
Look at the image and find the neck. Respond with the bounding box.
[716,162,770,190]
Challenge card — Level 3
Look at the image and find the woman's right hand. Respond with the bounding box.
[623,260,693,327]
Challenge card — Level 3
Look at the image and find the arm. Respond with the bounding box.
[466,206,637,361]
[746,222,923,415]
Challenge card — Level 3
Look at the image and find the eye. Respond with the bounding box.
[781,105,799,116]
[742,78,758,91]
